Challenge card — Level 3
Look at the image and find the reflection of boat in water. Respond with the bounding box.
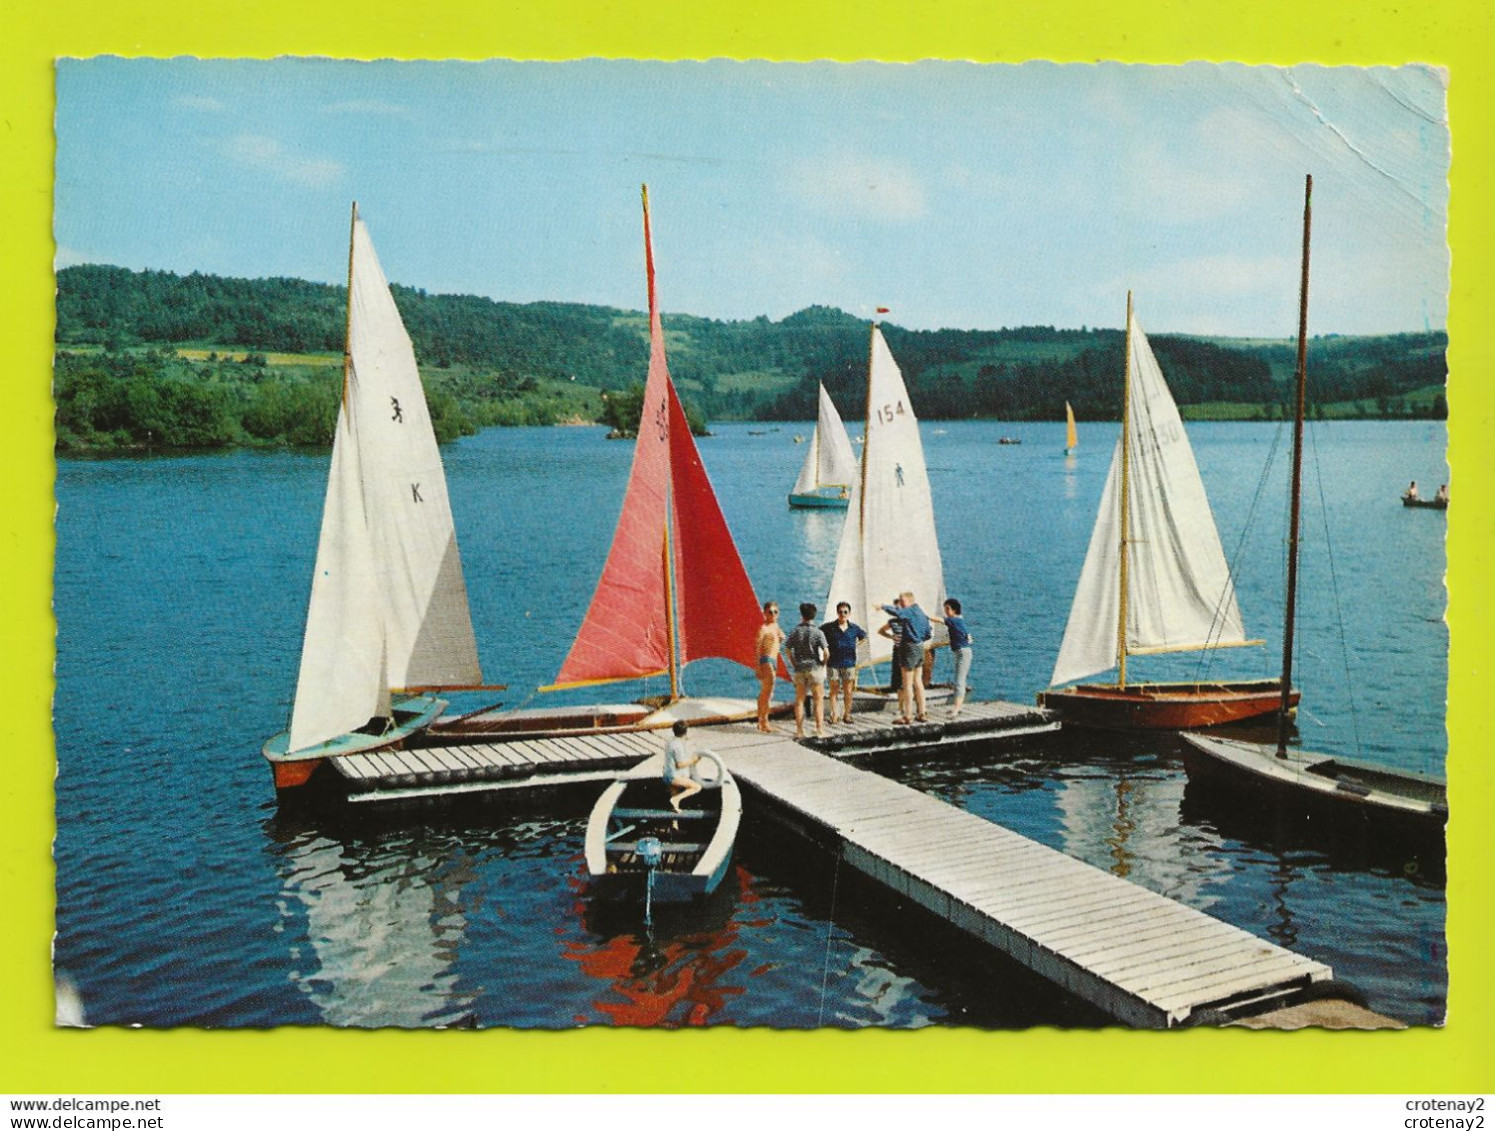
[566,864,750,1027]
[1180,178,1448,853]
[264,205,489,795]
[788,383,857,509]
[1038,293,1290,730]
[271,823,477,1027]
[586,754,741,905]
[427,187,769,744]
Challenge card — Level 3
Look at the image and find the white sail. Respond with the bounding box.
[1050,311,1249,688]
[826,327,947,666]
[790,424,820,496]
[289,213,482,752]
[792,383,859,496]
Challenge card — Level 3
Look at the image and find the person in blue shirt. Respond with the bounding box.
[931,598,974,718]
[820,601,868,725]
[879,591,932,723]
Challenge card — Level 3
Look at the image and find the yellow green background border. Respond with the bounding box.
[3,0,1491,1095]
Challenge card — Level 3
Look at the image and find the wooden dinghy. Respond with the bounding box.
[1401,495,1448,510]
[1181,734,1447,838]
[585,754,741,906]
[1182,179,1447,849]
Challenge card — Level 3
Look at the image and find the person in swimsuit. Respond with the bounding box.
[754,601,785,732]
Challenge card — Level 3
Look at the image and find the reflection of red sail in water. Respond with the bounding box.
[562,865,754,1027]
[549,186,762,695]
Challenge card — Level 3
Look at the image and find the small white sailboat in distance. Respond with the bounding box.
[264,204,488,794]
[788,383,858,508]
[825,322,947,671]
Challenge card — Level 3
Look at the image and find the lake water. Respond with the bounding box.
[53,418,1449,1028]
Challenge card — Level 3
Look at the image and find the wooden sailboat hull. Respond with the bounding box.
[788,487,850,509]
[423,696,785,743]
[263,694,448,792]
[1037,679,1297,730]
[585,758,742,902]
[1181,733,1447,839]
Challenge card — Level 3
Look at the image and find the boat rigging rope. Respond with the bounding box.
[1306,421,1365,761]
[817,850,844,1027]
[1193,421,1288,684]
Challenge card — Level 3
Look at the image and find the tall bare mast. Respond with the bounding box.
[1116,291,1135,686]
[1277,175,1313,758]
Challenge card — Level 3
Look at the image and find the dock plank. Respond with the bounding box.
[718,723,1332,1027]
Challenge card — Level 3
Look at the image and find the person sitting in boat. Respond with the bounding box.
[754,601,785,733]
[1435,483,1449,504]
[821,602,867,725]
[785,602,830,739]
[664,721,702,812]
[1404,480,1420,501]
[880,592,932,724]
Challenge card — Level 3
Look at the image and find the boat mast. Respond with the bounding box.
[342,202,358,407]
[642,184,682,701]
[1277,174,1312,758]
[1116,291,1135,686]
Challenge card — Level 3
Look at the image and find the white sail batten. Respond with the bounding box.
[792,384,858,495]
[288,216,482,752]
[1050,313,1248,687]
[826,327,947,666]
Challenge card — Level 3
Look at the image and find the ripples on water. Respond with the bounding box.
[53,421,1447,1028]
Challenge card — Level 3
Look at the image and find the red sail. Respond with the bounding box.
[551,189,760,689]
[666,377,763,672]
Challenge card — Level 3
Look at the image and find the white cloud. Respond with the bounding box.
[783,151,926,222]
[219,133,344,189]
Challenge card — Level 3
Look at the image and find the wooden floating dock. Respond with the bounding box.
[329,703,1342,1026]
[698,726,1334,1028]
[326,698,1055,803]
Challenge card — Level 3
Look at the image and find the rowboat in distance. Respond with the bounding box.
[1401,495,1448,510]
[585,753,742,906]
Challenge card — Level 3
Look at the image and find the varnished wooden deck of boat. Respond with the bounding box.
[699,726,1333,1028]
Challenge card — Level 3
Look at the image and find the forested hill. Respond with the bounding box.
[54,263,1447,452]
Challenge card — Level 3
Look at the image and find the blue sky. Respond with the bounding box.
[55,58,1448,337]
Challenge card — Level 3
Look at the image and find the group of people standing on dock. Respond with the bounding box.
[753,592,973,737]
